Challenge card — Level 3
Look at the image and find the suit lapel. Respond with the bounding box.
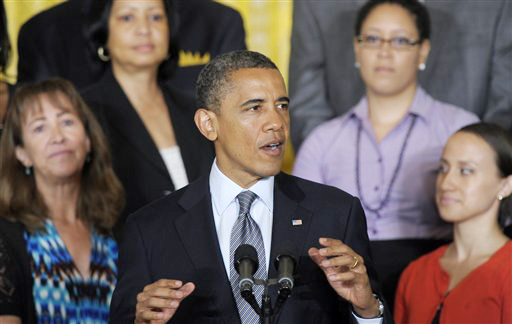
[174,177,240,323]
[269,173,313,292]
[100,71,170,179]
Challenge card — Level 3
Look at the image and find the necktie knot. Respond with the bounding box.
[237,191,258,216]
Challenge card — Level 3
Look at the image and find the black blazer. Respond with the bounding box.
[16,0,246,93]
[81,70,214,234]
[16,0,102,90]
[109,172,391,323]
[0,219,36,323]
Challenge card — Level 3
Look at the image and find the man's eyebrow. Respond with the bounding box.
[240,98,264,107]
[240,97,289,107]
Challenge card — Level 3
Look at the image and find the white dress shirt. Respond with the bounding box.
[209,160,382,323]
[209,160,274,276]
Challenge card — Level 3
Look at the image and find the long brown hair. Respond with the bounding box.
[0,78,124,233]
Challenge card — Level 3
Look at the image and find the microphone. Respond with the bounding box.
[273,244,297,318]
[234,244,259,294]
[274,246,297,292]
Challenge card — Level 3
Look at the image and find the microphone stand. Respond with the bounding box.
[241,278,291,324]
[261,284,272,324]
[272,284,291,318]
[241,288,262,318]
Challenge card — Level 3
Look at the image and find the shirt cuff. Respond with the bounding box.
[352,311,383,324]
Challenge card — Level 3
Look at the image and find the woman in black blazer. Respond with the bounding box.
[82,0,214,238]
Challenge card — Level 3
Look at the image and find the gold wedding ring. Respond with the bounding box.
[350,256,359,269]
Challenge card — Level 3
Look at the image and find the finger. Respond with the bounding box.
[319,237,343,247]
[326,270,357,283]
[178,282,196,298]
[318,241,354,258]
[144,283,195,309]
[308,247,326,266]
[141,287,187,302]
[137,308,166,321]
[144,279,184,292]
[320,254,357,268]
[144,296,182,310]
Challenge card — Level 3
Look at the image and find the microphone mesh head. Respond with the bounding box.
[274,241,297,270]
[234,244,259,273]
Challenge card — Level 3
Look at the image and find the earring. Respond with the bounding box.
[354,62,360,69]
[498,194,504,201]
[85,153,92,164]
[97,46,110,62]
[418,63,426,71]
[25,166,32,176]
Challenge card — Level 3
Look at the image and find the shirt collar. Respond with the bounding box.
[349,86,431,123]
[408,86,431,121]
[209,159,274,215]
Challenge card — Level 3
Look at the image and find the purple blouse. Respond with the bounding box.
[293,87,479,240]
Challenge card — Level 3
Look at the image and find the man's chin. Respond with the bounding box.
[257,163,283,178]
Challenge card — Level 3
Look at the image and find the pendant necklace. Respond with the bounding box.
[355,114,418,218]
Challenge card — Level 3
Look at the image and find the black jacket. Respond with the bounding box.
[110,172,392,323]
[16,0,246,94]
[82,69,215,237]
[0,219,36,323]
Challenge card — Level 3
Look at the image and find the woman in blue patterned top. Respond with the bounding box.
[0,78,124,323]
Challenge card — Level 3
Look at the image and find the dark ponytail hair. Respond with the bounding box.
[457,123,512,230]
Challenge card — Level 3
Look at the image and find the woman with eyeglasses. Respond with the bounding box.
[395,123,512,323]
[293,0,478,309]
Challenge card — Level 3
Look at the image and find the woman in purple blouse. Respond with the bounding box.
[293,0,478,311]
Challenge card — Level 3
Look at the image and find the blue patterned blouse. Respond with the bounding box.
[24,220,117,323]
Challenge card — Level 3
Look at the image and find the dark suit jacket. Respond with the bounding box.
[16,0,101,90]
[81,69,214,235]
[16,0,246,94]
[169,0,247,99]
[109,172,390,323]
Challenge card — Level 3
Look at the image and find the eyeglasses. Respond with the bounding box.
[357,35,420,50]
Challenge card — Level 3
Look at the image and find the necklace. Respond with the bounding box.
[355,115,417,216]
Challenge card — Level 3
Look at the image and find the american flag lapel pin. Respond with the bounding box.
[292,219,302,226]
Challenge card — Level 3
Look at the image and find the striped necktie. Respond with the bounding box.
[229,190,267,324]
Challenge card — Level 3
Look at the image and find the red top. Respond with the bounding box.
[395,241,512,324]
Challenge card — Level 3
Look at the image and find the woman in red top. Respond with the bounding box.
[395,122,512,323]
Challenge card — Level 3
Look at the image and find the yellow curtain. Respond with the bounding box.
[3,0,65,83]
[217,0,295,171]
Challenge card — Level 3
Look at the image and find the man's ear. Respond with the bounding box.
[194,108,218,142]
[15,146,33,168]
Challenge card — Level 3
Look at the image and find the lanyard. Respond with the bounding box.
[355,114,418,215]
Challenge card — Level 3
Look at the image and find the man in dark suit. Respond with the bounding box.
[17,0,246,96]
[109,50,388,323]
